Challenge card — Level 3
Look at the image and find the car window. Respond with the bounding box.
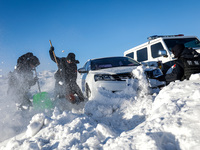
[91,57,140,70]
[164,38,200,51]
[137,48,147,62]
[125,52,134,59]
[151,42,164,58]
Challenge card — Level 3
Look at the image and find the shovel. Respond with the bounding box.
[32,69,53,110]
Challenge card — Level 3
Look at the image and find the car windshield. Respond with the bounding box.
[164,38,200,51]
[91,57,140,70]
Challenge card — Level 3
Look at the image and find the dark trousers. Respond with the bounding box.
[54,80,84,101]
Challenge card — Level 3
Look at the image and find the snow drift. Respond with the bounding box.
[0,67,200,150]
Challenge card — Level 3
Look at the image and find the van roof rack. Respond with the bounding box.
[147,34,184,40]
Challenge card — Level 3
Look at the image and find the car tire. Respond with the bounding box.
[86,83,91,99]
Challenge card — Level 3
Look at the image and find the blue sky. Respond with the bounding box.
[0,0,200,75]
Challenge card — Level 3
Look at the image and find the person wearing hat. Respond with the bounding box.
[7,52,40,110]
[164,44,200,84]
[49,46,84,103]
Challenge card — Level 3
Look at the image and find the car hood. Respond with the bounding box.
[89,66,139,75]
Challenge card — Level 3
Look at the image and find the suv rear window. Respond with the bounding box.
[137,48,147,62]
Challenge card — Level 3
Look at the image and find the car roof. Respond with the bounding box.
[125,36,199,54]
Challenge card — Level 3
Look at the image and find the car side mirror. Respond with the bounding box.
[78,68,88,73]
[158,50,168,57]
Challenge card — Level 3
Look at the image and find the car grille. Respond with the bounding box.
[112,72,132,81]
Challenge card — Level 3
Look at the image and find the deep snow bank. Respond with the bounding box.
[103,74,200,150]
[0,69,200,150]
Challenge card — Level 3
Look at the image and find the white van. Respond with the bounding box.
[124,34,200,74]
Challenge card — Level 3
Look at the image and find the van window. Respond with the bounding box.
[137,48,147,62]
[151,43,164,58]
[126,52,134,59]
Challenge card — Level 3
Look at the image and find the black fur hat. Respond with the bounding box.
[66,53,76,62]
[28,56,40,67]
[171,44,185,58]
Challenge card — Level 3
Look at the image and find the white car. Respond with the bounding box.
[78,56,164,99]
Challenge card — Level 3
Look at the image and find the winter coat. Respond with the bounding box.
[165,47,200,84]
[7,52,39,95]
[8,66,37,96]
[49,50,77,84]
[8,69,36,93]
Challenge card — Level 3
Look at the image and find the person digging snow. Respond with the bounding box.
[7,52,40,110]
[158,44,200,85]
[49,46,85,104]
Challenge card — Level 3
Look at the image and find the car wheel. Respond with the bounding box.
[86,83,91,99]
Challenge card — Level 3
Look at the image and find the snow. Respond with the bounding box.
[0,67,200,150]
[26,113,45,137]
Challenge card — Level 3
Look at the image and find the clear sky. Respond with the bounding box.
[0,0,200,75]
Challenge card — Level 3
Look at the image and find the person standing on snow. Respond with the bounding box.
[164,44,200,84]
[49,46,84,103]
[7,52,40,110]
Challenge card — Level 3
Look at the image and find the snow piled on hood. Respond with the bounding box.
[0,66,200,150]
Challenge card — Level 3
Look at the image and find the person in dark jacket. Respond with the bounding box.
[164,44,200,84]
[49,46,84,103]
[7,52,40,110]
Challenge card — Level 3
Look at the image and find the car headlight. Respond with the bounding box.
[145,68,163,79]
[152,68,163,78]
[94,74,115,81]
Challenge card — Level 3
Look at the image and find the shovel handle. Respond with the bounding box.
[49,40,59,67]
[49,40,53,47]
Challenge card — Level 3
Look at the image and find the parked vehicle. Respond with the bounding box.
[78,56,165,99]
[124,34,200,74]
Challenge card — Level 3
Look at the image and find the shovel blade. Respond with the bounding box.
[33,92,53,110]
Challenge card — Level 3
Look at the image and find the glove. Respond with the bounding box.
[50,46,54,51]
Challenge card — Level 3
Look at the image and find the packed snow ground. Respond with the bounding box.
[0,67,200,150]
